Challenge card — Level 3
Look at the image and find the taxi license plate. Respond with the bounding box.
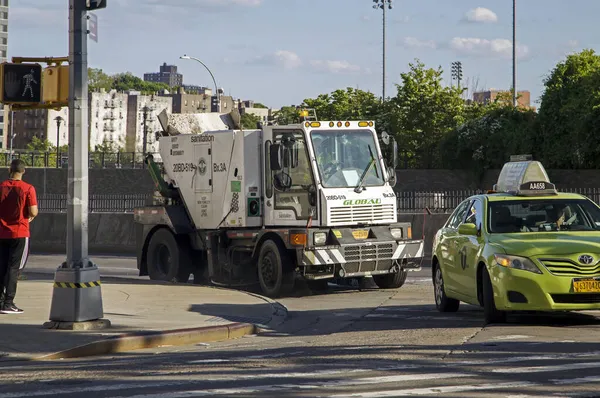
[573,279,600,293]
[352,230,369,240]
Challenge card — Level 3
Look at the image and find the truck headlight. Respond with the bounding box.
[494,254,542,274]
[314,232,327,246]
[390,228,403,240]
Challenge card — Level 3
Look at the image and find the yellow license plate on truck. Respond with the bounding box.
[573,279,600,293]
[352,230,369,239]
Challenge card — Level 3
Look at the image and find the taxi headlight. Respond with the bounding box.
[390,228,403,240]
[314,232,327,246]
[494,254,542,274]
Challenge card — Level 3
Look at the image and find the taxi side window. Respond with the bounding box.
[465,199,483,230]
[448,200,471,229]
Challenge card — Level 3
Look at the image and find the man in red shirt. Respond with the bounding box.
[0,159,38,314]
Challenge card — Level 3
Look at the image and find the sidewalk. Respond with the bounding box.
[0,275,287,361]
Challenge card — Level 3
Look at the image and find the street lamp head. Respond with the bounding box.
[180,55,190,60]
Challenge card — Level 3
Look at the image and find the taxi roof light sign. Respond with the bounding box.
[493,156,558,196]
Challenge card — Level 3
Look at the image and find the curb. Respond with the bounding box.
[36,322,256,361]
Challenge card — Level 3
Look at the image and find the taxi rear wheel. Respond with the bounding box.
[433,264,460,312]
[482,267,507,324]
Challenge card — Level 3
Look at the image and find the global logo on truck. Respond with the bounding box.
[343,198,381,206]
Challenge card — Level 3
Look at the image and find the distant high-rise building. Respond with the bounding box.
[143,62,183,88]
[0,0,9,150]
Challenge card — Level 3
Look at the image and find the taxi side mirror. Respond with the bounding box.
[458,223,478,236]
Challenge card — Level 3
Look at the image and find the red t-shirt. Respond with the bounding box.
[0,179,38,239]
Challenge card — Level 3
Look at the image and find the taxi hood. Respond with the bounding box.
[489,232,600,257]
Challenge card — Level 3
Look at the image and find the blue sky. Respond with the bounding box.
[8,0,598,108]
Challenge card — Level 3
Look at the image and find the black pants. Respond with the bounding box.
[0,238,29,305]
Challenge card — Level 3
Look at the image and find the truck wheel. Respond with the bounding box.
[433,263,460,312]
[482,267,507,324]
[146,228,192,283]
[257,240,295,298]
[373,268,408,289]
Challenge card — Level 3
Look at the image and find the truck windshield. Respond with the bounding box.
[310,129,385,188]
[488,199,600,233]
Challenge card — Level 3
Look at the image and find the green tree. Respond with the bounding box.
[386,60,466,168]
[272,106,301,125]
[240,112,261,129]
[253,103,267,109]
[24,137,55,167]
[537,49,600,168]
[302,88,381,121]
[111,72,170,94]
[88,68,114,92]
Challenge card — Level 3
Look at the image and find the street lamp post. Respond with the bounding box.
[373,0,393,102]
[179,55,221,112]
[55,115,64,168]
[8,107,14,162]
[142,106,150,167]
[512,0,517,107]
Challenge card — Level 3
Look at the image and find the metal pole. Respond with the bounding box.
[56,118,61,168]
[142,106,148,166]
[48,0,106,326]
[9,107,13,162]
[512,0,517,107]
[382,1,386,102]
[180,55,221,112]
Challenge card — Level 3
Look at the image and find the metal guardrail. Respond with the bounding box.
[37,188,600,214]
[38,193,152,213]
[0,151,161,169]
[396,188,600,213]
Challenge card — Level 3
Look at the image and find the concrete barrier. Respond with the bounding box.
[30,213,137,255]
[29,212,452,258]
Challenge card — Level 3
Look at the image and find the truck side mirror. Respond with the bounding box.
[387,166,397,188]
[270,144,283,171]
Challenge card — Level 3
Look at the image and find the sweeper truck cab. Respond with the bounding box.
[133,109,425,297]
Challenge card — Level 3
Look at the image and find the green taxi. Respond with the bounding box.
[432,156,600,323]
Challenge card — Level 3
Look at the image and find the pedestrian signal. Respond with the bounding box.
[0,63,43,104]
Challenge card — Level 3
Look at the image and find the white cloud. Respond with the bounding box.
[449,37,529,59]
[400,37,437,49]
[247,50,302,69]
[309,60,364,74]
[463,7,498,23]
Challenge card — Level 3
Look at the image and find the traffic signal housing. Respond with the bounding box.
[42,65,69,104]
[86,0,106,10]
[0,62,43,104]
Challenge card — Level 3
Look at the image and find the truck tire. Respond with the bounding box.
[146,228,192,283]
[373,268,408,289]
[482,267,507,324]
[257,239,295,298]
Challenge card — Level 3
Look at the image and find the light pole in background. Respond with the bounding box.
[451,61,463,90]
[179,55,222,112]
[142,105,150,167]
[55,115,64,168]
[512,0,517,107]
[372,0,393,102]
[8,108,14,162]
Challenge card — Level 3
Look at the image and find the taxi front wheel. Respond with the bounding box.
[433,264,460,312]
[482,267,507,324]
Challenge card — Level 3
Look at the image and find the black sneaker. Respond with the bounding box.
[1,303,23,314]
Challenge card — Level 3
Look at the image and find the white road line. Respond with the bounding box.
[449,350,600,366]
[493,361,600,374]
[491,335,532,340]
[550,375,600,385]
[328,381,536,397]
[109,373,473,397]
[188,359,231,364]
[0,381,192,398]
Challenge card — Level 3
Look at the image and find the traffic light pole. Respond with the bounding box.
[46,0,108,329]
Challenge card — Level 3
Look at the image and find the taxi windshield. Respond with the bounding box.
[488,199,600,233]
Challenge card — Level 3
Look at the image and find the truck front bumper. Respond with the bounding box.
[299,239,425,280]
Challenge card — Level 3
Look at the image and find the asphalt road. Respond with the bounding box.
[3,257,600,397]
